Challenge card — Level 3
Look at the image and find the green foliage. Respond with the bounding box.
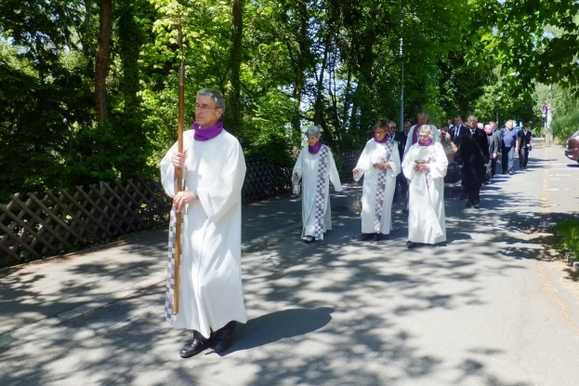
[474,76,539,124]
[535,83,579,141]
[472,0,579,87]
[1,0,578,201]
[554,220,579,262]
[553,109,579,141]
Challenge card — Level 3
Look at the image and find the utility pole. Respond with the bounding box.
[399,2,404,131]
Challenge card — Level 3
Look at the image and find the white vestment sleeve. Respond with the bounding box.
[404,126,415,155]
[428,143,448,179]
[402,147,417,180]
[160,142,178,198]
[196,141,246,222]
[292,150,304,184]
[353,142,371,181]
[389,144,401,177]
[432,126,441,143]
[328,149,343,192]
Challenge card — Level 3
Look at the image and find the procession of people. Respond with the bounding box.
[159,88,534,359]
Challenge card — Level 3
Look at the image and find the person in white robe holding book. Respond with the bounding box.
[402,125,448,247]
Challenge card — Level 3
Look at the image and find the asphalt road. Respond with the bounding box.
[1,145,578,386]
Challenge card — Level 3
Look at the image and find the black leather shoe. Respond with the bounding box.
[302,236,314,243]
[375,233,387,241]
[359,233,374,241]
[211,322,236,355]
[179,331,209,358]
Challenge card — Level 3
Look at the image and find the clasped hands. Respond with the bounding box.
[373,161,392,171]
[414,162,430,172]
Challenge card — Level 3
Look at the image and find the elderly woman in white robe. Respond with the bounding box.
[160,88,247,358]
[292,126,342,243]
[402,125,448,246]
[353,120,401,241]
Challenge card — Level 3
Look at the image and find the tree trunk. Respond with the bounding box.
[81,0,97,79]
[342,65,353,125]
[228,0,243,131]
[119,1,141,117]
[95,0,113,123]
[313,33,331,132]
[290,0,310,140]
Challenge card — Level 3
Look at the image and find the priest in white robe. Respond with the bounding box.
[160,88,247,358]
[292,126,342,243]
[402,125,448,246]
[352,120,401,241]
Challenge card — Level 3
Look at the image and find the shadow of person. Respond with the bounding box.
[224,307,333,355]
[445,232,473,243]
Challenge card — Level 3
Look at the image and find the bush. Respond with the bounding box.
[245,131,294,168]
[554,219,579,262]
[552,108,579,142]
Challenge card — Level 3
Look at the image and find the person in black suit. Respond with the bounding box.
[455,115,489,209]
[451,115,468,198]
[484,122,500,181]
[488,121,500,177]
[517,122,532,169]
[451,115,466,144]
[394,120,409,205]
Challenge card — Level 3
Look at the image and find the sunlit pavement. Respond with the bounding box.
[1,146,579,386]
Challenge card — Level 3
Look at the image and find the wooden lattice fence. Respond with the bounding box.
[243,159,292,202]
[0,179,171,267]
[0,161,293,267]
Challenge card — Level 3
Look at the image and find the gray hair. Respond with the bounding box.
[306,126,322,137]
[419,124,433,137]
[197,88,225,111]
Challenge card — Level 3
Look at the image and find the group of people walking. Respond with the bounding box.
[291,113,534,249]
[444,116,533,205]
[158,88,533,359]
[292,117,448,248]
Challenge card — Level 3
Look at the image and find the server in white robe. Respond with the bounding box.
[160,88,247,358]
[402,125,448,246]
[352,120,401,241]
[404,112,441,156]
[292,126,342,243]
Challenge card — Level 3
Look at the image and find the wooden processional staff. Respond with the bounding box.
[173,21,186,314]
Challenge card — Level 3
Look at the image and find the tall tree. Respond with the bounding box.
[95,0,113,123]
[228,0,243,131]
[118,1,142,117]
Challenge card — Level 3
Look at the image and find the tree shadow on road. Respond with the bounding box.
[1,151,576,386]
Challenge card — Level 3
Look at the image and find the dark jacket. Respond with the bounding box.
[457,126,489,188]
[457,127,489,163]
[451,123,466,144]
[518,129,532,148]
[395,131,407,160]
[487,131,500,157]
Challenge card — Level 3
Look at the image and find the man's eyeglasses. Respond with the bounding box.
[196,103,217,110]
